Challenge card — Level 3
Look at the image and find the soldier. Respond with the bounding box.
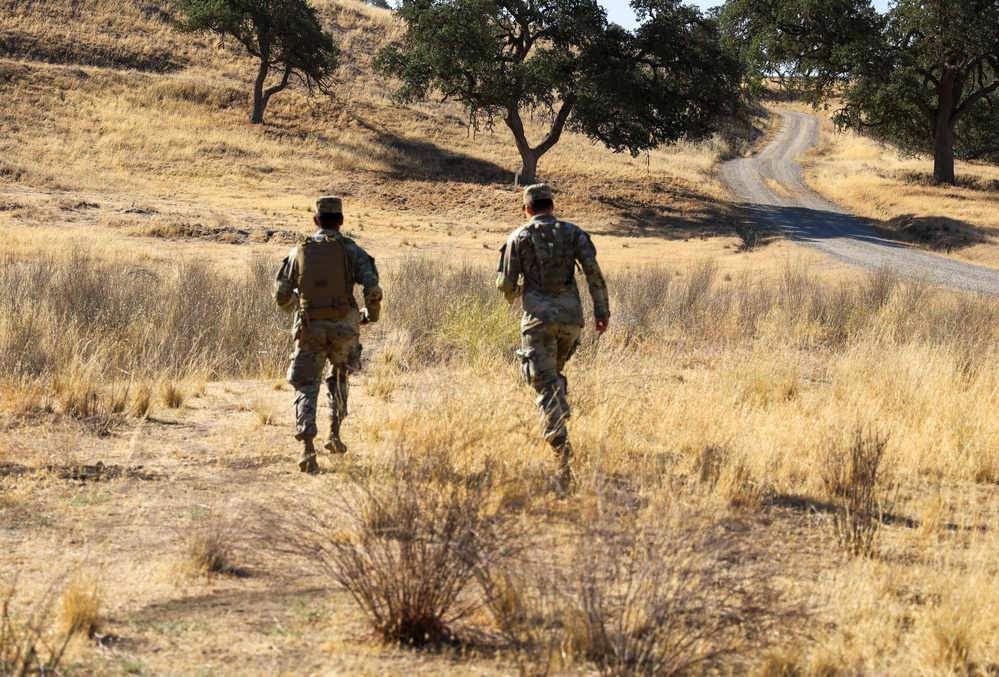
[274,196,382,474]
[496,183,610,486]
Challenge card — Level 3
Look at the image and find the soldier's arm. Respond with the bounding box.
[495,234,522,304]
[572,229,610,321]
[273,249,299,313]
[352,246,383,322]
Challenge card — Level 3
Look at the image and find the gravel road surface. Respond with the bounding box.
[719,110,999,295]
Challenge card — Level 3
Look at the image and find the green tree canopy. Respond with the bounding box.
[175,0,340,124]
[374,0,741,184]
[722,0,999,185]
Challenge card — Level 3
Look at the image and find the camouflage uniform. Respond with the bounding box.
[496,185,610,448]
[274,197,382,470]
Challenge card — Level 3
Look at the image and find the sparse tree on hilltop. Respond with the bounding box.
[374,0,741,184]
[174,0,340,124]
[722,0,999,185]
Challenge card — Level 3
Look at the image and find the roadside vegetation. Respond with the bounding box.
[2,0,999,674]
[800,108,999,268]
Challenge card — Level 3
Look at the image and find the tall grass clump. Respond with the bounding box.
[383,255,520,365]
[58,569,103,639]
[182,510,241,577]
[602,262,999,355]
[823,428,896,558]
[0,252,288,415]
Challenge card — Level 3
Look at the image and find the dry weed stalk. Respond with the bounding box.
[824,428,896,558]
[480,510,763,677]
[0,581,72,676]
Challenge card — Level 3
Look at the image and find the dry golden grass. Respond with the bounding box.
[4,251,997,674]
[58,568,103,639]
[3,1,999,675]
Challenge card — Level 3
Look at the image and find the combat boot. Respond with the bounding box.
[299,436,319,474]
[549,436,575,494]
[324,417,348,454]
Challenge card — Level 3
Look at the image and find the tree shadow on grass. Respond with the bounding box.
[768,493,989,532]
[381,135,511,184]
[592,193,736,241]
[354,119,512,185]
[0,35,188,73]
[732,202,996,254]
[868,214,997,253]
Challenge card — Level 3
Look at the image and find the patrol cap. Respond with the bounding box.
[523,183,553,206]
[315,196,343,215]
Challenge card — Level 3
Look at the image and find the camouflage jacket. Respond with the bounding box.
[496,214,609,330]
[274,229,382,337]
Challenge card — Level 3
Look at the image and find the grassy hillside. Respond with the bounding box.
[3,2,999,676]
[0,0,756,270]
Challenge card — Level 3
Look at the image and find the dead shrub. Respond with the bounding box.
[610,265,674,346]
[575,516,755,676]
[823,428,896,558]
[478,538,585,675]
[285,451,520,645]
[183,511,241,577]
[54,373,127,437]
[480,510,763,677]
[1,580,72,675]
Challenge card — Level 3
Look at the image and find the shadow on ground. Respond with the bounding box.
[733,203,993,254]
[0,35,187,73]
[870,214,995,253]
[595,193,733,241]
[351,118,511,185]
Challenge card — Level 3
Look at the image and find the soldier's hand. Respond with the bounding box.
[595,317,609,335]
[360,308,371,326]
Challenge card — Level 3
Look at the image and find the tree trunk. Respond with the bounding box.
[504,97,576,185]
[251,59,269,124]
[505,109,538,184]
[932,72,957,185]
[933,117,956,185]
[518,148,540,186]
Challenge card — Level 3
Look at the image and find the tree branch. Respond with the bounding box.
[961,145,999,160]
[535,94,577,156]
[952,76,999,123]
[264,64,294,99]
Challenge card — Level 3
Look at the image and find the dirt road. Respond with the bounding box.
[720,110,999,295]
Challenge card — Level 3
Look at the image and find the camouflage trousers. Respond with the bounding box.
[517,323,581,442]
[286,320,362,440]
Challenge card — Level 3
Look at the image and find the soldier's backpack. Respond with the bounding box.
[526,221,574,294]
[296,235,354,320]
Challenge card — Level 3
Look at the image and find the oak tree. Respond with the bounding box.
[175,0,340,124]
[375,0,741,184]
[722,0,999,185]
